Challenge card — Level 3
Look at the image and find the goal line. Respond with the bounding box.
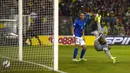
[0,55,66,73]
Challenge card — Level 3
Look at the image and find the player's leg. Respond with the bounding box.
[104,50,116,63]
[79,37,87,61]
[28,31,35,46]
[25,30,33,46]
[73,37,80,62]
[28,37,32,46]
[23,35,28,45]
[35,35,42,45]
[103,45,116,63]
[34,27,42,45]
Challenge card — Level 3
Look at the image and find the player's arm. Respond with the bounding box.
[85,14,90,25]
[72,20,77,36]
[72,20,77,42]
[82,29,85,40]
[82,29,85,37]
[72,27,75,36]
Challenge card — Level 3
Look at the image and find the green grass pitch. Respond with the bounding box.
[0,46,130,73]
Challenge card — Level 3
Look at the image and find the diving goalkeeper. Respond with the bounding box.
[91,14,116,63]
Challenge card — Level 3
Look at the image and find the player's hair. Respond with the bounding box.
[79,13,85,16]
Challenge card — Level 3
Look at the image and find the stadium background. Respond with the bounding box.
[0,0,130,46]
[31,0,130,45]
[59,0,130,36]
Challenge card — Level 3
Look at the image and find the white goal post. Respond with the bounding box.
[54,0,59,71]
[18,0,23,62]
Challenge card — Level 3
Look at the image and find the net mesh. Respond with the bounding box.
[0,0,54,72]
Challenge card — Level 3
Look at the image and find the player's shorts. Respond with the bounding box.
[74,36,86,46]
[26,28,38,38]
[94,40,109,51]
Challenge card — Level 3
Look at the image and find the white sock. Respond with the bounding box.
[104,50,113,59]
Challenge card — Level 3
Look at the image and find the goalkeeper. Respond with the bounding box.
[91,13,116,63]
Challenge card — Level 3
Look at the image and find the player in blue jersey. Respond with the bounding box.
[72,13,88,62]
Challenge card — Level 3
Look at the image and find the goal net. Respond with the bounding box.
[0,0,58,72]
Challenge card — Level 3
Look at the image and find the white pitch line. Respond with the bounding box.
[23,60,67,73]
[0,55,67,73]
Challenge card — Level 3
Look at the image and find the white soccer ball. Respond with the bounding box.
[2,60,10,68]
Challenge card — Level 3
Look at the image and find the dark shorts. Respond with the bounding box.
[26,26,39,38]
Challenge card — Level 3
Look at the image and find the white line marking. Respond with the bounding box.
[0,55,67,73]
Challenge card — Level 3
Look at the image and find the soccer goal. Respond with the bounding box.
[0,0,59,72]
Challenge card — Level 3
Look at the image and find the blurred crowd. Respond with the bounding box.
[23,0,53,16]
[0,0,53,19]
[59,0,130,36]
[59,0,130,16]
[0,0,130,36]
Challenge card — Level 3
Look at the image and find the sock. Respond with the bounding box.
[29,39,32,46]
[80,48,86,58]
[73,48,78,59]
[37,38,42,45]
[104,50,113,59]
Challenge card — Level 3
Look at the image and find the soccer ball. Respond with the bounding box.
[2,60,10,68]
